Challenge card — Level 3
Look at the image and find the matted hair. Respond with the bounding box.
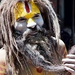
[0,0,61,75]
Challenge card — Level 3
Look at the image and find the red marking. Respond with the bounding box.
[25,2,30,13]
[36,67,42,73]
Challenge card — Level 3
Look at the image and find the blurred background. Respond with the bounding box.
[50,0,75,50]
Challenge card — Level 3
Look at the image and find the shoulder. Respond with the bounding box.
[52,36,67,58]
[0,47,6,63]
[58,39,67,58]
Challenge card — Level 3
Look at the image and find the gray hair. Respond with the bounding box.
[0,0,61,75]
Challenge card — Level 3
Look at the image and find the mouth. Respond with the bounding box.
[14,29,65,72]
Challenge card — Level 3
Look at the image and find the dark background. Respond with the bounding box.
[63,0,75,49]
[51,0,75,50]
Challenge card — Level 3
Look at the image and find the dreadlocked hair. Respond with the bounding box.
[0,0,60,75]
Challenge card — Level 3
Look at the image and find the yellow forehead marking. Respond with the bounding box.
[14,1,40,20]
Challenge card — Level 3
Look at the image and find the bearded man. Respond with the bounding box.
[0,0,75,75]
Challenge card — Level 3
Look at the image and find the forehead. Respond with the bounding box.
[14,1,40,20]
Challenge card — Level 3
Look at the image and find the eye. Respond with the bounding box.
[33,14,40,19]
[16,17,27,22]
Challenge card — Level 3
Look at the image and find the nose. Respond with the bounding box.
[27,18,36,28]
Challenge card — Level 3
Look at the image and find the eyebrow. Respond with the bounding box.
[33,13,40,17]
[16,17,27,22]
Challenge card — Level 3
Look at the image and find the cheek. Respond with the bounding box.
[34,16,44,26]
[14,22,27,32]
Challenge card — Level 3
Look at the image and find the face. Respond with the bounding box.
[13,1,44,33]
[12,1,62,72]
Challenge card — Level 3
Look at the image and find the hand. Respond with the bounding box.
[62,54,75,75]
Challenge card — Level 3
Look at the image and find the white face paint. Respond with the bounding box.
[14,14,44,33]
[33,14,44,27]
[14,20,27,33]
[14,1,44,33]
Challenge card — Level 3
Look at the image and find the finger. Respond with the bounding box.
[64,66,75,75]
[62,58,75,63]
[67,54,75,59]
[65,64,75,69]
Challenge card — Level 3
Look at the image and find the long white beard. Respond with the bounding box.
[13,28,65,72]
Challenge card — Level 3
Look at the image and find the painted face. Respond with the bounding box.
[14,1,44,33]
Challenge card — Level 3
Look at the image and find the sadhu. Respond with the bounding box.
[0,0,75,75]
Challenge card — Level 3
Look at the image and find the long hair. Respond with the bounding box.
[0,0,61,75]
